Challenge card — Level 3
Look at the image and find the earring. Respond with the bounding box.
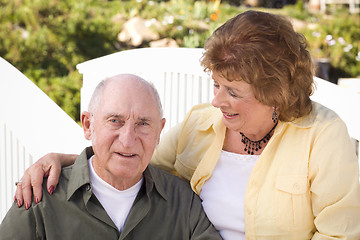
[272,106,278,123]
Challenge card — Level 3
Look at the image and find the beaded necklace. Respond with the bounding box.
[239,122,278,155]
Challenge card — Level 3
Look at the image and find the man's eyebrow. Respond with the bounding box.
[104,114,152,122]
[104,113,124,119]
[138,117,151,122]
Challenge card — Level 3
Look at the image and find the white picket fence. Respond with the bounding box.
[77,47,214,134]
[320,0,360,13]
[0,57,89,222]
[1,47,359,222]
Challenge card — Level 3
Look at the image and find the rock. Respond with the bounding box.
[112,13,126,23]
[187,20,209,31]
[290,18,318,31]
[117,17,160,47]
[150,38,178,48]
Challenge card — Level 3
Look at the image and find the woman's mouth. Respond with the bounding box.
[223,112,239,119]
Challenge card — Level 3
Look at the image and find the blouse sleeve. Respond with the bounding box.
[150,121,183,176]
[309,118,360,239]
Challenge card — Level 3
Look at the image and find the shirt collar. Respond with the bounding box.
[67,147,93,201]
[143,165,168,201]
[197,105,224,132]
[285,101,318,129]
[67,147,167,201]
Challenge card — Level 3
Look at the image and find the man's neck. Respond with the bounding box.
[91,156,143,191]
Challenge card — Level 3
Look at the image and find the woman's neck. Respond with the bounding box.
[223,123,277,155]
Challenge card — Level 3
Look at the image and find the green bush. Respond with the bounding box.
[1,0,359,122]
[0,0,123,121]
[299,10,360,80]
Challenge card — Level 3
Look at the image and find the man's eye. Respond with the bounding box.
[108,119,123,126]
[139,122,149,126]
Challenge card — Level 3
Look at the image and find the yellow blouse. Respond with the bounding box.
[151,102,360,239]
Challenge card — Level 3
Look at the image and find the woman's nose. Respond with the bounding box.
[212,88,226,109]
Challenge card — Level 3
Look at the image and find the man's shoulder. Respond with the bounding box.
[147,164,194,196]
[147,164,191,186]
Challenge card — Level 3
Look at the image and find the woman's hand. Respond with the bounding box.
[14,153,78,209]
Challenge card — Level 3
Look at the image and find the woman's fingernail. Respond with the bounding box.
[25,202,29,210]
[17,199,22,207]
[35,197,39,204]
[48,185,54,195]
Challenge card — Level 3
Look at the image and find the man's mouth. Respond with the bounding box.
[117,153,136,157]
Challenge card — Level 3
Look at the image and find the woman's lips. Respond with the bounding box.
[222,112,239,119]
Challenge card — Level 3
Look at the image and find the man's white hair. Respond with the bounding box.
[87,74,164,145]
[88,74,163,118]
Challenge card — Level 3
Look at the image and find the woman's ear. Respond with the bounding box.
[81,111,92,140]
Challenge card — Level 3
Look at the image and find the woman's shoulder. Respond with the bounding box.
[186,103,221,120]
[189,103,219,113]
[291,101,343,128]
[311,101,340,122]
[182,103,222,130]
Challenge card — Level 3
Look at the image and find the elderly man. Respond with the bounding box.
[0,74,222,239]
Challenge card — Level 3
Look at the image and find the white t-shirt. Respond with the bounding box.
[88,156,143,232]
[200,150,259,240]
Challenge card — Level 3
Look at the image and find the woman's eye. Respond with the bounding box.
[229,91,238,98]
[213,82,220,88]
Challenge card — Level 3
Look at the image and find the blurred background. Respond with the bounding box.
[1,0,359,122]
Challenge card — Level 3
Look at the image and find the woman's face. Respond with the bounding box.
[211,71,274,137]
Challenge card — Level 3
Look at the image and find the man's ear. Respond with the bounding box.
[156,118,166,144]
[81,111,92,140]
[160,118,166,133]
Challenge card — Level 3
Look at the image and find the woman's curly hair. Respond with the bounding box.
[201,10,315,122]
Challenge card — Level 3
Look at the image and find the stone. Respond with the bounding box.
[150,38,178,48]
[117,17,160,47]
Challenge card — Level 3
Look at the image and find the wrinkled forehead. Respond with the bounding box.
[99,78,160,119]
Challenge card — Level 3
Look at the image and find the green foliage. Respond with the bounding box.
[1,0,359,122]
[0,0,123,121]
[300,11,360,79]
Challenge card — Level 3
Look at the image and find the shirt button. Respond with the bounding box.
[246,208,252,215]
[85,184,91,191]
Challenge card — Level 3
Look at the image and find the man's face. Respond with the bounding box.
[84,77,165,189]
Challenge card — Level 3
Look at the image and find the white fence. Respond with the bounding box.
[320,0,360,13]
[1,47,359,222]
[78,47,360,149]
[77,47,213,134]
[0,57,89,222]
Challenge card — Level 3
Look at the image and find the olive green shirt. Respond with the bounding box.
[0,147,222,240]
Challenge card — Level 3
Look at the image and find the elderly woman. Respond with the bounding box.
[14,11,360,239]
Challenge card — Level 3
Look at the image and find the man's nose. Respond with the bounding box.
[118,124,136,148]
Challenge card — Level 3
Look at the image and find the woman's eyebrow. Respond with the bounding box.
[225,85,240,93]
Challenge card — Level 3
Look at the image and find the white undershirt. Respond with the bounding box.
[200,150,259,240]
[88,156,143,232]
